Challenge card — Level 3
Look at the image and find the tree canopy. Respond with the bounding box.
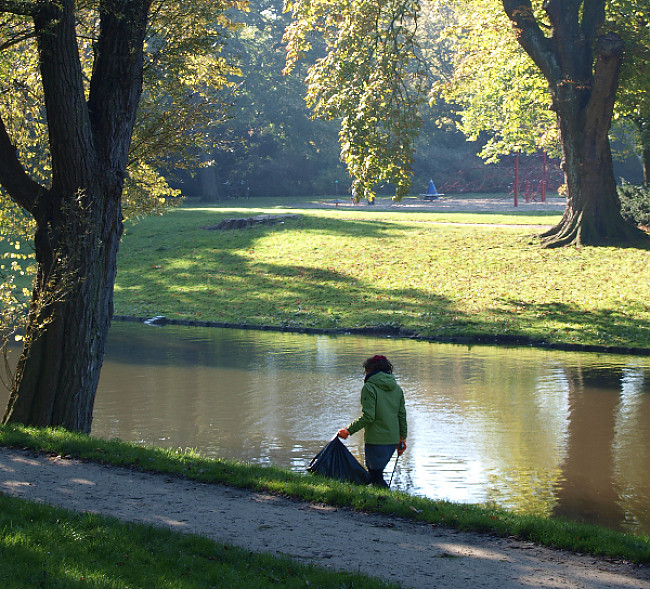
[284,0,426,200]
[196,0,347,200]
[435,0,649,175]
[0,0,241,366]
[430,1,560,161]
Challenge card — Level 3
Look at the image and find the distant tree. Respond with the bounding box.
[195,0,346,199]
[0,0,239,432]
[285,0,650,245]
[284,0,426,200]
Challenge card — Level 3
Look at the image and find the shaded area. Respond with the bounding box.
[553,367,627,529]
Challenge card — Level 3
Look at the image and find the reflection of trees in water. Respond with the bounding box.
[553,365,626,530]
[613,368,650,532]
[404,346,572,516]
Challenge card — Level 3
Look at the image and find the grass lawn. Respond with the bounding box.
[114,196,650,351]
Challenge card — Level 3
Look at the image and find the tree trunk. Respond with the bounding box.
[639,119,650,186]
[3,191,122,433]
[541,95,641,247]
[0,0,150,432]
[541,34,647,247]
[199,151,223,202]
[501,2,649,247]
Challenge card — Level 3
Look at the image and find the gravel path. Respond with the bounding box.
[2,448,649,589]
[311,195,568,213]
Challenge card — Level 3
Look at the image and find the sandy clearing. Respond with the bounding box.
[1,448,649,589]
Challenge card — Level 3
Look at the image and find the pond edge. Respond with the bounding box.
[113,315,650,357]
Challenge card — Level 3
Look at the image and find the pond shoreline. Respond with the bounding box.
[113,314,650,357]
[2,445,649,588]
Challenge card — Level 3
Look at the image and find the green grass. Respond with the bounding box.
[114,197,650,351]
[2,424,650,565]
[0,495,395,589]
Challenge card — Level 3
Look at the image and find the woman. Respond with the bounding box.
[338,355,407,487]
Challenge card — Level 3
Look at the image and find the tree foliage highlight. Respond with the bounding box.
[284,0,426,200]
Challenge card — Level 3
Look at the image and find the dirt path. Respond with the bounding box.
[2,448,649,589]
[309,195,568,213]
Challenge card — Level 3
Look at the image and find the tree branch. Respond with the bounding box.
[585,32,624,145]
[502,0,558,82]
[0,28,36,51]
[0,1,57,17]
[88,1,152,182]
[581,0,607,45]
[0,113,46,214]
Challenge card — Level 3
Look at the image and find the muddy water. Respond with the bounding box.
[3,321,649,534]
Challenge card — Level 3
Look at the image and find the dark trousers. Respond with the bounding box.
[365,443,397,488]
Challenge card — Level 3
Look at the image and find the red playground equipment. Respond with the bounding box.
[512,152,561,206]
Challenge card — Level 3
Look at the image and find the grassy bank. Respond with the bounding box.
[0,494,394,589]
[114,197,650,351]
[2,424,650,566]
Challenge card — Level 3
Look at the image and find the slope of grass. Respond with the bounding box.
[114,199,650,351]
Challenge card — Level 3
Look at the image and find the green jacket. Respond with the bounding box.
[347,371,407,445]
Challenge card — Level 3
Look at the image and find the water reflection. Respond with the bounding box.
[2,322,649,534]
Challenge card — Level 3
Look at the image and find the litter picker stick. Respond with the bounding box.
[388,452,399,488]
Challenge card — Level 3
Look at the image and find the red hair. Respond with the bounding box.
[363,355,393,374]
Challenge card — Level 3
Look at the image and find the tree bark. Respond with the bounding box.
[199,151,223,202]
[1,0,151,432]
[3,190,123,432]
[502,1,650,247]
[637,119,650,186]
[541,34,644,246]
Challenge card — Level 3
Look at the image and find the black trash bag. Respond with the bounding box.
[307,436,368,485]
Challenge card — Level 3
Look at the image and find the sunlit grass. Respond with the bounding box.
[115,199,650,350]
[0,493,396,589]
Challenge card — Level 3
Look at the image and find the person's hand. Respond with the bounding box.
[397,438,407,456]
[337,428,349,439]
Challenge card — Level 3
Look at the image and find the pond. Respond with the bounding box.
[3,321,650,535]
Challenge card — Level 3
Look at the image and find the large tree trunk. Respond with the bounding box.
[502,1,649,247]
[3,190,123,432]
[1,0,151,432]
[541,34,646,247]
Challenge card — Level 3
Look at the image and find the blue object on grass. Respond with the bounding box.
[420,179,443,200]
[426,179,440,196]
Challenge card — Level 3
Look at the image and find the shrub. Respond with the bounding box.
[618,181,650,226]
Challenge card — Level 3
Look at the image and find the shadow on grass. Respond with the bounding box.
[113,249,650,367]
[496,299,650,349]
[116,209,650,358]
[162,207,461,242]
